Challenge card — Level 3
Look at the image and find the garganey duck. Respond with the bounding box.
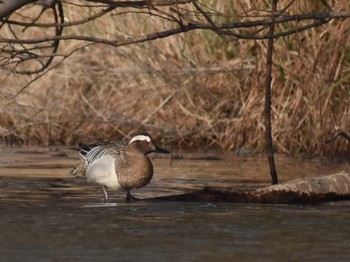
[71,132,169,202]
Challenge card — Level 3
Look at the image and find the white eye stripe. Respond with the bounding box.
[128,135,151,144]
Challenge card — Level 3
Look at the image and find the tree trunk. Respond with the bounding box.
[264,0,279,184]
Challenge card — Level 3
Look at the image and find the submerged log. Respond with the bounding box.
[151,171,350,204]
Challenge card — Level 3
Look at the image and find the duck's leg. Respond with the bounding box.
[126,189,139,202]
[102,186,109,203]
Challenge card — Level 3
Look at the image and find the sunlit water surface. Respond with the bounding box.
[1,147,350,261]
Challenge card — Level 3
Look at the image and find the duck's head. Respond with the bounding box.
[128,133,170,155]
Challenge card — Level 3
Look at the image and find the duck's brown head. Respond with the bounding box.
[127,133,170,155]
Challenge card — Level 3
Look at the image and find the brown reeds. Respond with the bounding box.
[0,1,350,156]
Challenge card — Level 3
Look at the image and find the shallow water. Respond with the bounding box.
[1,147,350,261]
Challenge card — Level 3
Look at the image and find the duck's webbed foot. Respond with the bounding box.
[126,189,140,202]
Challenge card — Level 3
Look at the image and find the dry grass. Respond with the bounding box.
[1,1,350,156]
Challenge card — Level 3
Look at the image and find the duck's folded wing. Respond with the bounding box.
[80,140,128,164]
[78,142,108,156]
[84,145,111,164]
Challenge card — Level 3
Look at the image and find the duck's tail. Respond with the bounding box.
[70,160,87,178]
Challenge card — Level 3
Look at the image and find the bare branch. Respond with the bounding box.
[1,11,348,44]
[326,130,350,144]
[4,6,115,28]
[1,0,349,95]
[15,0,64,74]
[0,0,33,19]
[85,0,192,7]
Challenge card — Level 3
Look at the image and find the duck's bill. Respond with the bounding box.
[153,145,170,154]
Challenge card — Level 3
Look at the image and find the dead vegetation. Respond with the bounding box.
[1,1,350,156]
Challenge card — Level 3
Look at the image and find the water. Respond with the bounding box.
[1,147,350,261]
[1,202,350,261]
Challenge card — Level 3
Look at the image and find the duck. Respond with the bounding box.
[71,132,169,202]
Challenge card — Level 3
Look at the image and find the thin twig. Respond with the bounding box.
[142,90,176,124]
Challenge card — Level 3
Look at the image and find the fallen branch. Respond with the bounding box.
[150,171,350,204]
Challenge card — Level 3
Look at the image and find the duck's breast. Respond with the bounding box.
[117,155,153,189]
